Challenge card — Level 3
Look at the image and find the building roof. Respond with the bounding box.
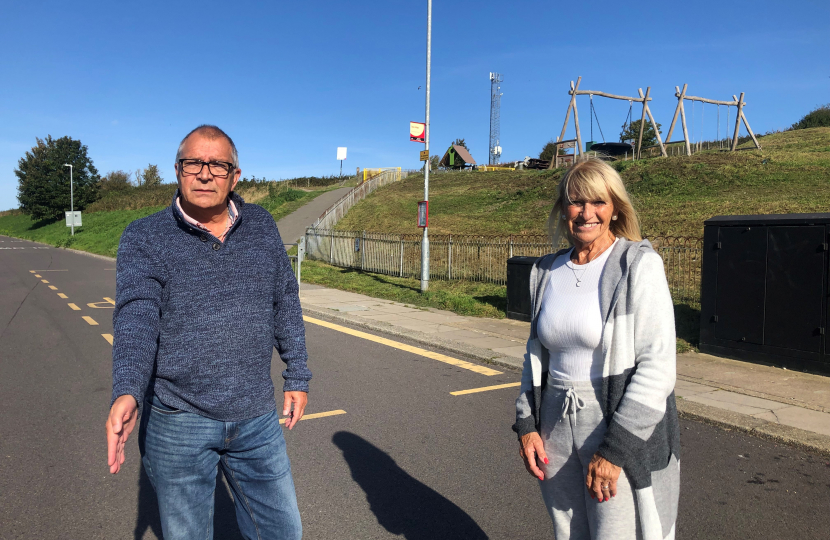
[439,145,477,167]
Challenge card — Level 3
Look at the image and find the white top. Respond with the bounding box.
[537,238,618,381]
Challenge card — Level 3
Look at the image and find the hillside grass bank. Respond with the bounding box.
[336,128,830,238]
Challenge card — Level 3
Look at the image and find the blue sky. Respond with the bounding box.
[1,0,828,211]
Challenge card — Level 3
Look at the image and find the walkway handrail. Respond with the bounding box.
[310,168,411,231]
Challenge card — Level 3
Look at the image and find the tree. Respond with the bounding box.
[452,138,468,151]
[100,170,132,194]
[791,104,830,130]
[134,164,163,187]
[619,119,662,153]
[539,140,566,161]
[15,135,100,221]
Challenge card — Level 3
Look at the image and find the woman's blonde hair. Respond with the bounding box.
[547,158,642,248]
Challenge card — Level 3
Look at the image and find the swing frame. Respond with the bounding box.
[665,84,761,155]
[549,76,666,170]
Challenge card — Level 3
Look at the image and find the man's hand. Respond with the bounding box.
[586,453,622,502]
[106,395,138,474]
[519,432,548,481]
[282,391,308,430]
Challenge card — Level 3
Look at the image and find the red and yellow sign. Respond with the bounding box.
[410,122,425,143]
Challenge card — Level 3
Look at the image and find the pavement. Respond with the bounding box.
[299,282,830,456]
[275,186,351,245]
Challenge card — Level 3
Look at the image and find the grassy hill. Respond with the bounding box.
[336,128,830,238]
[0,182,339,258]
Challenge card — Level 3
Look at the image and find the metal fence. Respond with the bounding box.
[311,168,412,230]
[304,229,703,304]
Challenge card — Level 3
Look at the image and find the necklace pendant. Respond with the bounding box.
[576,281,581,287]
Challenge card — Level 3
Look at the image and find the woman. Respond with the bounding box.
[513,159,679,540]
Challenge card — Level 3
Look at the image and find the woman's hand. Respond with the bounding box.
[586,453,622,502]
[519,432,548,481]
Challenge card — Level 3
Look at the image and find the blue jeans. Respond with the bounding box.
[139,395,302,540]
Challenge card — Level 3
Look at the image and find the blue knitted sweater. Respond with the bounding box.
[111,191,311,421]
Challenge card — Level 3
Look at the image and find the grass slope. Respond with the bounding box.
[0,186,334,258]
[336,128,830,238]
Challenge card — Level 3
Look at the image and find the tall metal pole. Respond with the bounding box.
[64,164,74,236]
[420,0,432,293]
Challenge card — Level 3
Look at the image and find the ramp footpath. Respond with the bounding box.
[299,284,830,456]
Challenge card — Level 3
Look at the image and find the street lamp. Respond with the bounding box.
[63,164,74,236]
[420,0,432,293]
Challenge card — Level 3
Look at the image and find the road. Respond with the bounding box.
[1,235,829,539]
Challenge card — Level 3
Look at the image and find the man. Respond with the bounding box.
[105,125,310,539]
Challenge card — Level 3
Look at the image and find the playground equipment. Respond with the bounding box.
[549,77,666,169]
[665,84,760,155]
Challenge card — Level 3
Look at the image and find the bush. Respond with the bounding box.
[791,104,830,130]
[100,170,132,194]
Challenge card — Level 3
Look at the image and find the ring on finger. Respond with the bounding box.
[601,483,610,490]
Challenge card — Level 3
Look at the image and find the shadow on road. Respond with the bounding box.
[333,431,488,540]
[133,462,244,539]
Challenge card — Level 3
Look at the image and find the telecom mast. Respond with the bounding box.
[489,72,503,165]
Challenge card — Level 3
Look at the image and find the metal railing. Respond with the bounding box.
[311,168,412,231]
[285,237,305,291]
[304,229,703,304]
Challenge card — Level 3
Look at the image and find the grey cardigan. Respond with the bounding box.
[513,238,680,540]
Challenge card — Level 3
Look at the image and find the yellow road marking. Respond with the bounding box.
[68,303,81,310]
[88,297,115,308]
[48,285,58,290]
[29,270,36,273]
[82,316,99,326]
[41,279,49,284]
[58,293,68,299]
[303,316,502,376]
[450,382,521,396]
[279,409,346,425]
[34,274,42,278]
[102,334,113,345]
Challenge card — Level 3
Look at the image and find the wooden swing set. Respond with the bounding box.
[550,77,761,168]
[665,83,760,155]
[549,76,666,170]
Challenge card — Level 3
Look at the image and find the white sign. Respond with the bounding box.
[336,147,347,160]
[65,211,82,227]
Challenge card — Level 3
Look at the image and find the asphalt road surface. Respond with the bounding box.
[1,235,829,539]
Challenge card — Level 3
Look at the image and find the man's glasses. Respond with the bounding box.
[178,159,234,178]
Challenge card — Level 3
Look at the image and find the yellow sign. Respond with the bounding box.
[419,150,429,161]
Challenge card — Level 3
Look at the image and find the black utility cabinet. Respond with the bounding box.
[506,256,540,322]
[699,213,830,374]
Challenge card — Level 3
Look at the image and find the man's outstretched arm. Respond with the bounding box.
[106,226,166,473]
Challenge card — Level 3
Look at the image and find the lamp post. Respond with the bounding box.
[420,0,432,293]
[63,164,74,236]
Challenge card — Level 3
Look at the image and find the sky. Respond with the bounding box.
[1,0,828,211]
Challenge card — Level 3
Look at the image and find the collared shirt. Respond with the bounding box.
[176,197,238,242]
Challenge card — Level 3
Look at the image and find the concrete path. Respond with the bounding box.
[299,283,830,454]
[276,186,351,246]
